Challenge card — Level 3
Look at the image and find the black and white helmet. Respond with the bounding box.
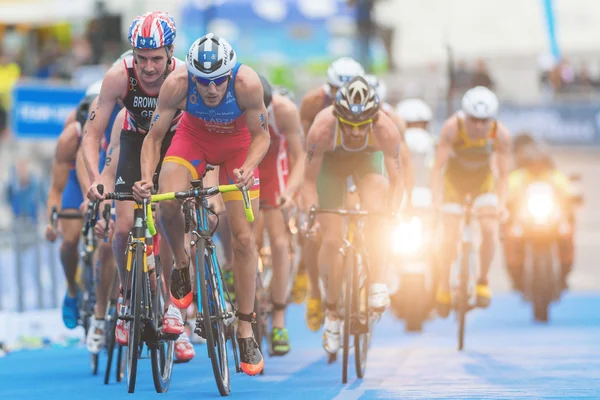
[327,57,365,88]
[461,86,499,119]
[334,76,380,122]
[186,33,237,78]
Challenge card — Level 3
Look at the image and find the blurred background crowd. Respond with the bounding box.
[1,0,600,315]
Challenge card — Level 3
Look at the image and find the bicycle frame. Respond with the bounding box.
[190,183,230,323]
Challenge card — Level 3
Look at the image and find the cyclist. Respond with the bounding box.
[505,134,578,292]
[303,76,404,354]
[299,57,365,332]
[366,74,413,205]
[255,76,304,356]
[82,11,194,361]
[132,33,270,376]
[430,86,511,318]
[45,94,97,330]
[396,98,436,201]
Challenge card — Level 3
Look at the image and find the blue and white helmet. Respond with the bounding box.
[186,33,237,78]
[327,57,365,88]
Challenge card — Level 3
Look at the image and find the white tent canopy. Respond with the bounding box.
[0,0,97,24]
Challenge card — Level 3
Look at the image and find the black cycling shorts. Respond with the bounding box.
[114,130,174,193]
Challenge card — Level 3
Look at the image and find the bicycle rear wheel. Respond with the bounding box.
[342,248,354,384]
[151,255,175,393]
[197,240,230,396]
[126,245,144,393]
[354,253,370,378]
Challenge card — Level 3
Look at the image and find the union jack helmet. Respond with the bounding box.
[128,11,177,50]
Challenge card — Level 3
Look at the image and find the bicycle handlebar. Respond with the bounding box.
[104,183,254,236]
[305,205,394,238]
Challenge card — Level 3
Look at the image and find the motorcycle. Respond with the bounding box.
[389,187,436,332]
[507,181,572,322]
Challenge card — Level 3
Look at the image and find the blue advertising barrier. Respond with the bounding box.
[498,102,600,145]
[11,82,87,139]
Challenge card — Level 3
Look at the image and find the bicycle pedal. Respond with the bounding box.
[160,332,180,341]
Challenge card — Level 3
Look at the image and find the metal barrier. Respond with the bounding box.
[0,218,63,313]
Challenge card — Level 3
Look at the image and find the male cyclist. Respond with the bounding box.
[299,57,365,332]
[431,86,511,318]
[132,33,270,376]
[505,134,578,292]
[45,94,97,330]
[82,12,194,361]
[254,76,304,356]
[303,76,404,354]
[396,98,436,202]
[366,74,413,204]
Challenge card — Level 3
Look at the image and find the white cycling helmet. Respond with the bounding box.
[396,98,433,123]
[461,86,499,119]
[186,33,237,78]
[85,80,103,97]
[327,57,365,88]
[365,74,387,103]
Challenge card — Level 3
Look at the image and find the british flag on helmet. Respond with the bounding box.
[128,11,177,50]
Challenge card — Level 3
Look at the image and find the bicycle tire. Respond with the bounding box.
[104,270,120,385]
[457,242,471,351]
[197,239,230,396]
[126,245,144,393]
[342,248,353,384]
[104,300,118,385]
[116,344,125,382]
[151,255,175,393]
[354,252,370,378]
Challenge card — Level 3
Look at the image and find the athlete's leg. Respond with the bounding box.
[356,172,391,310]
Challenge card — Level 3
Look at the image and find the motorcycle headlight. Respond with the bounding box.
[527,193,554,220]
[392,216,423,255]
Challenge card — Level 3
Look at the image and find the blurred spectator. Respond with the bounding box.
[347,0,396,72]
[471,58,494,89]
[574,62,596,92]
[349,0,376,72]
[34,37,62,79]
[452,60,472,90]
[5,159,45,224]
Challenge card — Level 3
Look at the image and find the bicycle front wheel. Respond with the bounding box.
[354,253,370,378]
[457,243,471,351]
[151,255,175,393]
[126,245,144,393]
[342,247,354,384]
[196,239,230,396]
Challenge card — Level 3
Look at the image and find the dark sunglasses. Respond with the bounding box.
[195,74,229,86]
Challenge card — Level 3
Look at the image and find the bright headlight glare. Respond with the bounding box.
[392,216,423,255]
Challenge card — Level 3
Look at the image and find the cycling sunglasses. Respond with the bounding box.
[195,74,230,86]
[338,116,373,128]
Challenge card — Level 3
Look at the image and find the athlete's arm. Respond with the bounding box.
[430,118,457,209]
[136,73,185,198]
[46,123,80,220]
[99,107,126,194]
[82,67,126,198]
[494,123,512,210]
[301,109,329,211]
[278,99,305,201]
[377,115,405,211]
[299,88,324,136]
[235,66,270,188]
[385,109,414,206]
